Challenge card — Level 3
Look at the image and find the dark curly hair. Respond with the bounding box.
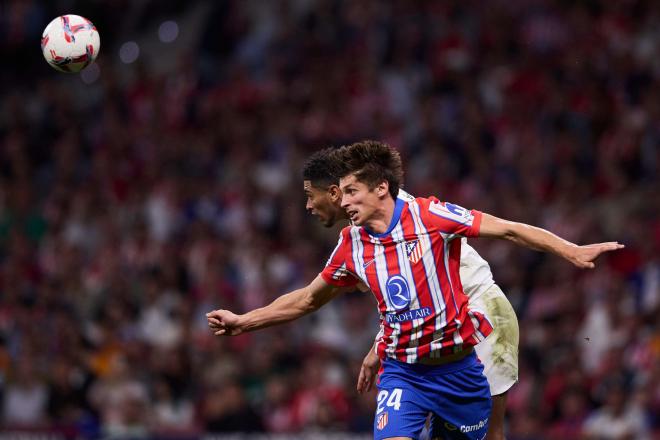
[332,140,403,199]
[302,147,342,188]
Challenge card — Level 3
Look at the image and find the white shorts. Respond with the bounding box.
[471,284,519,396]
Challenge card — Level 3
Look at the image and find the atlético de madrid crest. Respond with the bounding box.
[377,411,389,430]
[405,240,424,264]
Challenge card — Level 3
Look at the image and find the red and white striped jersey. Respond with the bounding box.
[398,190,495,301]
[321,196,493,363]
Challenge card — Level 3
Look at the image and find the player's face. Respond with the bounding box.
[339,174,384,226]
[304,180,346,227]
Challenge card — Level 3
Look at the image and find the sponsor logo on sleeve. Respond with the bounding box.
[429,202,474,225]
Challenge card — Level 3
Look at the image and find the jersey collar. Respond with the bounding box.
[364,197,404,238]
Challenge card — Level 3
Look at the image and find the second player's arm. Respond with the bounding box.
[357,340,380,393]
[479,213,624,269]
[207,274,349,335]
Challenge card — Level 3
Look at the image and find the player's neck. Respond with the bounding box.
[364,197,396,234]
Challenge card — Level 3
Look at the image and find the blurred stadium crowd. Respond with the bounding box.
[1,0,659,438]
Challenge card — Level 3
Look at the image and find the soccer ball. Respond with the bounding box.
[41,15,100,73]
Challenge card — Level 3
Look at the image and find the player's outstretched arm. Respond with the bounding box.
[479,213,624,269]
[206,274,348,336]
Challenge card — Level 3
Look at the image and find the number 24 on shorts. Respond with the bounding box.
[376,388,403,413]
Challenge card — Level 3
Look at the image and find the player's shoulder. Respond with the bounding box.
[339,224,352,237]
[407,195,441,209]
[329,226,356,257]
[397,189,439,205]
[397,188,416,202]
[337,224,360,242]
[396,194,442,221]
[413,196,474,223]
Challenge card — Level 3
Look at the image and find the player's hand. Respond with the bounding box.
[357,348,380,394]
[206,309,244,336]
[566,242,624,269]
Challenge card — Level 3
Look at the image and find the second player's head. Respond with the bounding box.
[302,148,348,227]
[333,140,403,226]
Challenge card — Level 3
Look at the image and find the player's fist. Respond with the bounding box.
[567,242,624,269]
[206,309,244,336]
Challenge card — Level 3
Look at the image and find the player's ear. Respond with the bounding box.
[376,181,389,198]
[328,184,342,202]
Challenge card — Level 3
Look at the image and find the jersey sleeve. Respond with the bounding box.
[425,198,482,237]
[320,227,360,287]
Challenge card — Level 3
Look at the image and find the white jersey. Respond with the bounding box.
[398,189,494,300]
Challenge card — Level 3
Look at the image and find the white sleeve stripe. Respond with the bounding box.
[325,232,344,266]
[409,200,447,339]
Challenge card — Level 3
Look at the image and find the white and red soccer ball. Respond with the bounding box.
[41,15,100,73]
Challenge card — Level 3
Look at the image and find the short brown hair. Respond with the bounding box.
[332,140,403,199]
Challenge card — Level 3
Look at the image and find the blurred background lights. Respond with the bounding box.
[80,62,100,84]
[158,21,179,43]
[119,41,140,64]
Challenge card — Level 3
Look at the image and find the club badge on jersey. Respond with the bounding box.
[405,240,424,264]
[377,412,389,430]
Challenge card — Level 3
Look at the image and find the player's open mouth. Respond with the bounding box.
[348,210,358,221]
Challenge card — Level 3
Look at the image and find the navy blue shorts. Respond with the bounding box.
[373,352,491,440]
